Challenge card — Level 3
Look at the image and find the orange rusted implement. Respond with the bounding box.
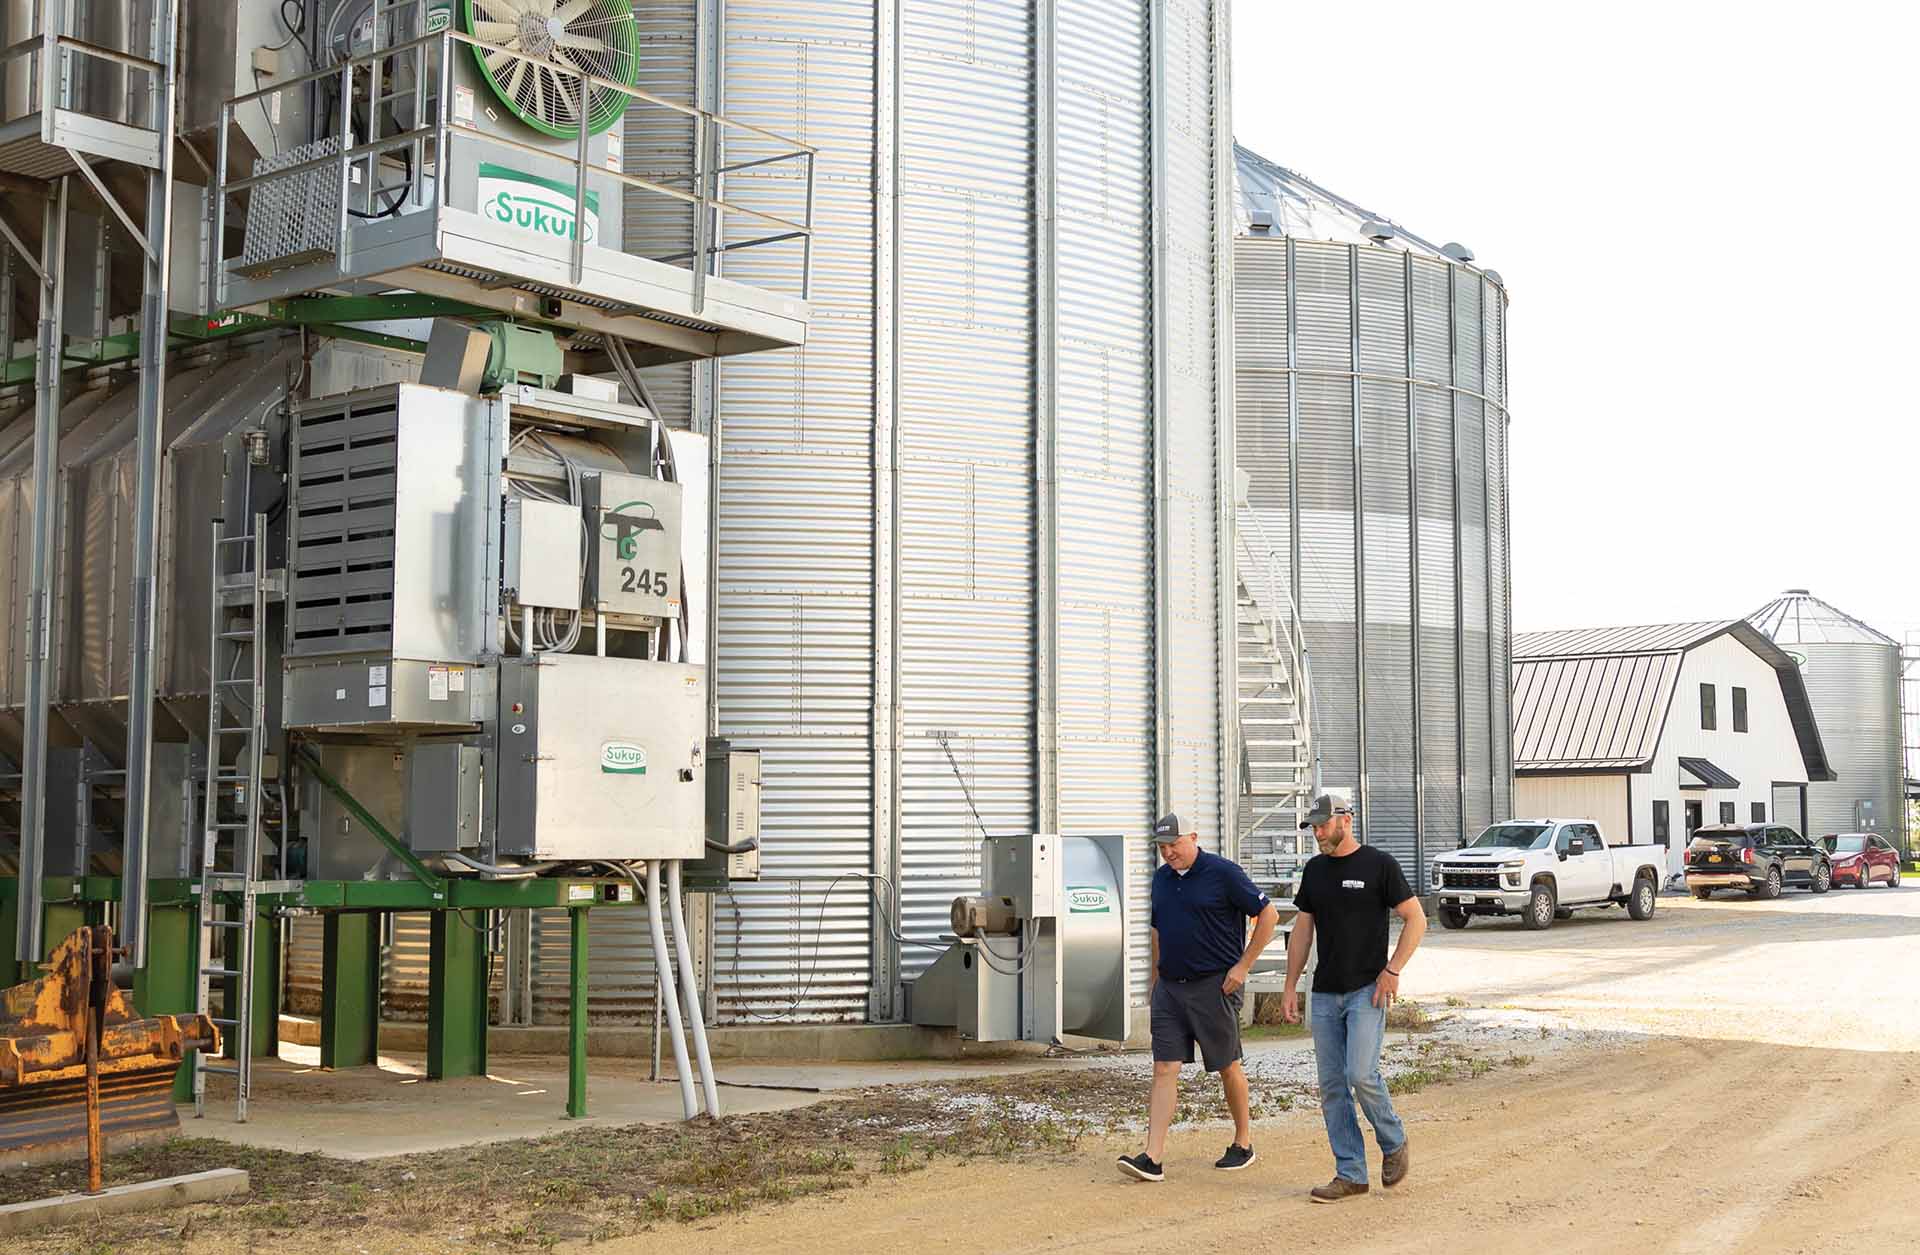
[0,926,218,1172]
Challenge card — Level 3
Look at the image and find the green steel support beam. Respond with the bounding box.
[40,902,87,960]
[224,905,280,1061]
[269,295,499,324]
[0,883,17,980]
[321,912,383,1070]
[568,907,588,1118]
[428,910,489,1080]
[134,903,199,1101]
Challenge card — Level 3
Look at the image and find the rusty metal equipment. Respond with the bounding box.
[0,926,218,1175]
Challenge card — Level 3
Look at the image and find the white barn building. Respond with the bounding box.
[1510,622,1835,876]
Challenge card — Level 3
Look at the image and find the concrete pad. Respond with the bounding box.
[277,1014,1126,1061]
[182,1043,1141,1160]
[0,1168,249,1238]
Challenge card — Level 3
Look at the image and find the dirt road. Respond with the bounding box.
[602,1034,1917,1255]
[599,894,1920,1254]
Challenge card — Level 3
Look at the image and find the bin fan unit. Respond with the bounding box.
[460,0,639,140]
[441,0,636,254]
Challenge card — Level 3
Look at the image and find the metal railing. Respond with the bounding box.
[1236,502,1317,854]
[0,0,164,134]
[212,24,817,312]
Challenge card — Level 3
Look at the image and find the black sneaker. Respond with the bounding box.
[1116,1152,1164,1182]
[1214,1142,1256,1171]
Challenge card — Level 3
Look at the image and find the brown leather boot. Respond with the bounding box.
[1382,1141,1410,1188]
[1310,1177,1369,1203]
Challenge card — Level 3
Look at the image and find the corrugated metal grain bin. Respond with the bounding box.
[1749,590,1905,852]
[611,0,1235,1027]
[1231,145,1512,890]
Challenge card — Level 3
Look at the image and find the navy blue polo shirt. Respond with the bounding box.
[1149,849,1271,980]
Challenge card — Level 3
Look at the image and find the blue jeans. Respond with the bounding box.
[1309,982,1406,1184]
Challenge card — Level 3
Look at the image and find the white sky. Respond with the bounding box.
[1231,1,1920,645]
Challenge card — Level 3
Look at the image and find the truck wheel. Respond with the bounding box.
[1692,888,1713,901]
[1628,876,1657,920]
[1752,867,1783,900]
[1439,906,1470,930]
[1523,882,1556,931]
[1811,861,1832,894]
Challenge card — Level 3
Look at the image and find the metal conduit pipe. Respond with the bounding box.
[645,860,699,1120]
[667,860,720,1117]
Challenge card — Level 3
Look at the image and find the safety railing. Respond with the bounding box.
[0,0,164,141]
[211,24,816,314]
[1235,502,1317,857]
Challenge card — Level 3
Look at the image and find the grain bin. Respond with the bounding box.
[1748,590,1905,853]
[612,0,1234,1026]
[1232,144,1512,890]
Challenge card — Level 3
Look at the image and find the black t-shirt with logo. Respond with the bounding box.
[1292,844,1415,994]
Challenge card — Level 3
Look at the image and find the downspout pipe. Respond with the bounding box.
[667,860,721,1117]
[646,860,699,1119]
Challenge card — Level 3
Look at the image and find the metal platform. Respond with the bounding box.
[0,8,171,180]
[211,28,816,367]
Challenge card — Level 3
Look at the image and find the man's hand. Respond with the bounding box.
[1222,964,1248,997]
[1281,987,1300,1023]
[1372,969,1400,1008]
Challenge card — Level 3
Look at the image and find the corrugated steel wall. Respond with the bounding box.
[1234,237,1511,890]
[608,0,1228,1025]
[1795,643,1902,843]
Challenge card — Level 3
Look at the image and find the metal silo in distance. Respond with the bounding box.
[1748,590,1905,853]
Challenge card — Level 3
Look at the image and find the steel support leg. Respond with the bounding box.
[321,912,383,1069]
[15,180,69,967]
[427,910,488,1079]
[134,902,199,1101]
[120,0,184,970]
[223,905,279,1061]
[567,906,588,1119]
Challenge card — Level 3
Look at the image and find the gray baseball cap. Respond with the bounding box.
[1298,790,1354,829]
[1149,813,1186,843]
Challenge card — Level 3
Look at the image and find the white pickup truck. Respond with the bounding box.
[1429,818,1664,931]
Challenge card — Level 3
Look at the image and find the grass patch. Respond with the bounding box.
[1243,1021,1310,1040]
[1386,1000,1435,1032]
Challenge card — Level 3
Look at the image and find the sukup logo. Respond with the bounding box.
[1067,886,1111,913]
[477,163,600,245]
[600,741,647,775]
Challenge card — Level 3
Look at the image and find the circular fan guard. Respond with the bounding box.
[462,0,639,139]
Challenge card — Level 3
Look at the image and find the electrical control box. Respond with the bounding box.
[494,655,707,860]
[504,496,582,611]
[687,740,761,887]
[585,470,683,621]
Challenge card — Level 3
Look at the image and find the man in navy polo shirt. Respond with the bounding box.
[1117,813,1280,1182]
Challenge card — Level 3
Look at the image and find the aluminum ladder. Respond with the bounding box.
[193,512,271,1122]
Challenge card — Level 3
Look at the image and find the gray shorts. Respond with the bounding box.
[1150,974,1243,1072]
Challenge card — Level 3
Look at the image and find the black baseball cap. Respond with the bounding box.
[1150,813,1185,843]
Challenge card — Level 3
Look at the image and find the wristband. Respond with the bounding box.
[1384,967,1400,977]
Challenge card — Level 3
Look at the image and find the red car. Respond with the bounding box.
[1820,833,1903,889]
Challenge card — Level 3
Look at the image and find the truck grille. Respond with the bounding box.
[1440,870,1502,890]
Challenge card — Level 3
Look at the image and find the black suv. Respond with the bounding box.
[1685,824,1833,899]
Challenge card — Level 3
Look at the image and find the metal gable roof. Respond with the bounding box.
[1513,621,1734,659]
[1511,620,1836,782]
[1511,651,1679,771]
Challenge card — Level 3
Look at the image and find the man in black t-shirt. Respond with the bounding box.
[1282,789,1426,1203]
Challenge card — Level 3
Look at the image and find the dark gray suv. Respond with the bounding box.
[1685,824,1833,899]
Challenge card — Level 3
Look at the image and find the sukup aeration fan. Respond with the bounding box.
[463,0,638,138]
